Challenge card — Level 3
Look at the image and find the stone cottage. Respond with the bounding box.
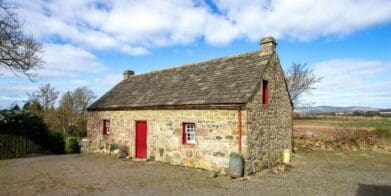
[86,37,292,175]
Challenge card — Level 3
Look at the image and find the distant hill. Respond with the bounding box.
[379,109,391,112]
[295,106,382,113]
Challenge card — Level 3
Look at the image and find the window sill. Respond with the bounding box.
[183,143,196,147]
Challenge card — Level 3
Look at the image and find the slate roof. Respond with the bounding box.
[88,51,272,110]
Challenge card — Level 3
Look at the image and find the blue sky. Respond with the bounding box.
[1,0,391,108]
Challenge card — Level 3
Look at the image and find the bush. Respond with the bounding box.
[374,127,390,139]
[335,127,372,141]
[0,108,66,154]
[65,136,80,154]
[49,132,65,154]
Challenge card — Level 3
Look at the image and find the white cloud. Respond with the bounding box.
[302,59,391,108]
[5,1,391,108]
[87,73,123,99]
[213,0,391,41]
[0,43,110,107]
[39,43,107,78]
[70,80,89,87]
[19,0,391,53]
[0,83,37,107]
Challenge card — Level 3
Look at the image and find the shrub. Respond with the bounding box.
[49,132,65,154]
[0,108,66,154]
[335,127,372,141]
[65,136,80,154]
[374,127,390,139]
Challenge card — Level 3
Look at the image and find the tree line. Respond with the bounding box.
[22,84,96,137]
[0,84,95,154]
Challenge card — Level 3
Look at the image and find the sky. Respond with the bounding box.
[1,0,391,108]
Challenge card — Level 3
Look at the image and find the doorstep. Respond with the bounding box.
[132,158,148,162]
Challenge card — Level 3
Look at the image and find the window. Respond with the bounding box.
[103,120,110,135]
[183,123,196,144]
[262,80,269,105]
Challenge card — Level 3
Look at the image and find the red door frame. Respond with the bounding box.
[135,121,147,158]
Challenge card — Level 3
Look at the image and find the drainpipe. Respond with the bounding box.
[237,106,242,154]
[291,107,295,153]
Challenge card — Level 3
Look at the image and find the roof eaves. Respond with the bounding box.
[87,103,246,111]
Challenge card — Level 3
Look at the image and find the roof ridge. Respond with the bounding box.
[127,50,267,79]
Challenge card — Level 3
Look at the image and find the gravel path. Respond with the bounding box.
[0,151,390,195]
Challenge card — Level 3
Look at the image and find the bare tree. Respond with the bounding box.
[0,0,43,78]
[58,92,75,135]
[285,63,322,107]
[72,87,97,114]
[58,87,96,136]
[28,83,59,111]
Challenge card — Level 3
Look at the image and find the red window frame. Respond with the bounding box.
[103,119,110,135]
[182,122,196,145]
[262,80,269,105]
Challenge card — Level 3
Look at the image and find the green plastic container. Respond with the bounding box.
[229,152,244,178]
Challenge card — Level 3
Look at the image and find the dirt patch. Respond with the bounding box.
[294,120,340,139]
[0,152,390,195]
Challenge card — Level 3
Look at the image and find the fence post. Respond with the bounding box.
[7,135,11,159]
[6,135,8,158]
[18,136,21,157]
[0,135,3,157]
[14,136,16,158]
[27,138,31,154]
[16,136,18,157]
[0,135,3,158]
[13,136,16,158]
[24,136,27,155]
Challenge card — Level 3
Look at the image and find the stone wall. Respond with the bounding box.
[244,52,292,175]
[87,109,247,173]
[87,53,292,175]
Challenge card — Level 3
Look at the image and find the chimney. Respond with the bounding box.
[123,70,135,80]
[260,36,277,53]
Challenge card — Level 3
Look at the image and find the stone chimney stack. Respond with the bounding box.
[123,70,135,80]
[260,36,277,53]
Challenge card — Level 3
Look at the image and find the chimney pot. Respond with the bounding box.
[260,36,277,53]
[123,70,135,80]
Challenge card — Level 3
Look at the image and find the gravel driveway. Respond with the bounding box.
[0,151,390,196]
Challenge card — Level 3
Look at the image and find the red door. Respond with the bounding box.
[135,121,147,158]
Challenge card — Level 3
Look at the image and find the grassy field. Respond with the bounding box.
[294,115,391,139]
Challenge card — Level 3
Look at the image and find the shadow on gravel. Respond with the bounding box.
[356,184,391,196]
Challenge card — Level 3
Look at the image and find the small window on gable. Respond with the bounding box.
[183,123,196,145]
[262,80,269,105]
[103,119,110,135]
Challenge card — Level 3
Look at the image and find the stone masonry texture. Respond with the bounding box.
[87,109,248,174]
[244,53,292,175]
[87,39,292,175]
